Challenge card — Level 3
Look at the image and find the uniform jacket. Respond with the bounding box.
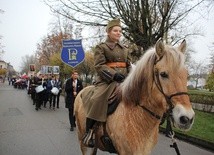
[85,37,132,122]
[46,79,53,93]
[65,78,83,109]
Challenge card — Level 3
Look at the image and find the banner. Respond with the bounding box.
[40,65,47,74]
[53,66,60,74]
[40,65,60,75]
[29,64,35,72]
[61,39,85,68]
[47,66,53,74]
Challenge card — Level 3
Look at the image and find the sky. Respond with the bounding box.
[0,0,214,72]
[0,0,52,71]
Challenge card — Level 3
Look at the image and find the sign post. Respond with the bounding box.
[61,39,85,68]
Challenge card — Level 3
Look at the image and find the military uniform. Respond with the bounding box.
[82,18,132,148]
[85,37,132,122]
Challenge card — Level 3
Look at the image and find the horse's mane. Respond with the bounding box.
[121,44,185,106]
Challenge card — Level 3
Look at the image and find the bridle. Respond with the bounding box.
[140,56,189,120]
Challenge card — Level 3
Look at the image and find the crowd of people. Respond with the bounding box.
[25,71,83,132]
[27,74,62,111]
[7,70,84,133]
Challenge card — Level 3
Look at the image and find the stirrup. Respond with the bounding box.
[82,129,95,148]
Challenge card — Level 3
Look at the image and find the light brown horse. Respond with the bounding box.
[74,39,195,155]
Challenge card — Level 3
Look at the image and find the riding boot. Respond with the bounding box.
[82,118,96,147]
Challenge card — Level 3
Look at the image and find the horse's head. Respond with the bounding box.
[121,38,195,131]
[153,39,195,130]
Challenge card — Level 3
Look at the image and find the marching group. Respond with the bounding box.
[27,70,83,131]
[28,74,62,111]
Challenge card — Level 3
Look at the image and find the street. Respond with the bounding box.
[0,82,213,155]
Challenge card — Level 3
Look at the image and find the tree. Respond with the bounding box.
[209,42,214,72]
[205,73,214,91]
[20,54,37,74]
[0,68,6,75]
[44,0,207,52]
[76,51,96,85]
[188,60,208,88]
[36,32,70,67]
[35,13,74,70]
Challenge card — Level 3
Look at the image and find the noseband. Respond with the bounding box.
[140,56,189,120]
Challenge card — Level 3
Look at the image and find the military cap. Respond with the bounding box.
[106,19,121,32]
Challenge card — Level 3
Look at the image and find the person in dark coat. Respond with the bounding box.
[55,75,62,108]
[35,74,46,111]
[42,75,49,108]
[65,70,83,131]
[46,76,53,108]
[48,76,57,110]
[29,75,38,105]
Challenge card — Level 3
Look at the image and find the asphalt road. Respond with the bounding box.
[0,82,213,155]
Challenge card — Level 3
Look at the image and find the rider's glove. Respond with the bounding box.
[113,73,125,83]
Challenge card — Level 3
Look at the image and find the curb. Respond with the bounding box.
[159,127,214,153]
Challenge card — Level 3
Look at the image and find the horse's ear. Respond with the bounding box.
[155,38,165,59]
[178,39,186,53]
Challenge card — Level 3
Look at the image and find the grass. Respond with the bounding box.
[161,110,214,143]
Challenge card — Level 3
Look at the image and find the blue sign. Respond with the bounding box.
[61,39,85,68]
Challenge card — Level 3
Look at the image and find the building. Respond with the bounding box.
[0,60,16,82]
[0,60,7,69]
[0,60,7,82]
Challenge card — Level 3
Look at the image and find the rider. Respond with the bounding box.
[82,18,132,147]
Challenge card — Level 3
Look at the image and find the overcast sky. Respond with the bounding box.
[0,0,214,72]
[0,0,52,71]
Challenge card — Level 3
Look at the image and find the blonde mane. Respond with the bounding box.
[121,44,186,105]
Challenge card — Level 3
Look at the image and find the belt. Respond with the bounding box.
[106,62,127,68]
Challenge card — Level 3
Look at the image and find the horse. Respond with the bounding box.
[74,38,195,155]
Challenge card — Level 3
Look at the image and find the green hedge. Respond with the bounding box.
[188,90,214,105]
[160,110,214,144]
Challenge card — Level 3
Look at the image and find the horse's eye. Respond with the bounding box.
[160,72,168,78]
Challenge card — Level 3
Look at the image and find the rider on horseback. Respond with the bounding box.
[82,19,132,147]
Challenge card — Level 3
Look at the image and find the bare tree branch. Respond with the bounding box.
[44,0,209,52]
